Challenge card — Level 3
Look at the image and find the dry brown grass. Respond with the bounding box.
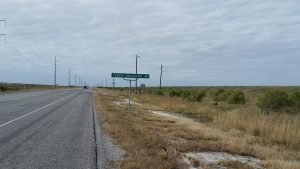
[94,90,183,169]
[219,161,255,169]
[94,89,300,169]
[215,110,300,148]
[134,92,300,149]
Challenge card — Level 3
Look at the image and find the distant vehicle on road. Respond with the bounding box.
[83,86,88,89]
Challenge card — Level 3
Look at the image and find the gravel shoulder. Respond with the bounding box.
[93,92,124,169]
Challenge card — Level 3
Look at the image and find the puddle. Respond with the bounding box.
[183,152,263,169]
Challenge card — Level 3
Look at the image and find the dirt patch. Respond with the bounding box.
[151,110,181,119]
[183,152,264,169]
[113,99,142,106]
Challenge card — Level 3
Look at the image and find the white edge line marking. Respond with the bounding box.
[0,95,72,128]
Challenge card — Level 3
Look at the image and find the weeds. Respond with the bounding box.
[96,88,300,169]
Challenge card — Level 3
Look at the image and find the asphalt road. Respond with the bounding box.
[0,89,97,169]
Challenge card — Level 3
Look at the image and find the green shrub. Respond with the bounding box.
[212,89,228,102]
[195,91,206,101]
[289,92,300,112]
[169,90,181,97]
[185,91,205,102]
[157,91,164,96]
[257,90,290,112]
[216,89,225,94]
[227,91,245,104]
[186,95,195,102]
[0,86,8,91]
[218,93,228,101]
[169,89,205,102]
[180,90,191,99]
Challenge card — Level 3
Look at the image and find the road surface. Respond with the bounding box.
[0,89,96,169]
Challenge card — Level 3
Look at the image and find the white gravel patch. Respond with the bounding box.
[122,99,142,106]
[113,99,142,106]
[183,152,264,169]
[151,111,180,119]
[113,101,122,106]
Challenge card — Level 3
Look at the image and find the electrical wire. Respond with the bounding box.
[200,0,227,18]
[201,0,252,28]
[5,25,74,77]
[1,40,49,69]
[5,25,51,63]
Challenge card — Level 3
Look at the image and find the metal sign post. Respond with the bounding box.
[129,80,131,111]
[112,73,150,112]
[123,78,135,112]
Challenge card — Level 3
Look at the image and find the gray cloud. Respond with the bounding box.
[0,0,299,86]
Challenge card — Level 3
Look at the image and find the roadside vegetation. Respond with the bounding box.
[0,82,68,92]
[136,87,300,147]
[94,87,300,169]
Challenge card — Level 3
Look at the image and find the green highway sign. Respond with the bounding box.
[112,73,150,79]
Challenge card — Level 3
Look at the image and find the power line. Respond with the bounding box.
[5,27,51,63]
[5,23,72,74]
[2,40,46,68]
[0,20,50,69]
[0,19,74,86]
[4,22,52,64]
[0,19,6,28]
[201,0,252,28]
[201,0,227,18]
[54,56,57,88]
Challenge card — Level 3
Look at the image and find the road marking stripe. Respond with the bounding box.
[0,95,72,128]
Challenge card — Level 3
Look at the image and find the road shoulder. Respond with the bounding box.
[92,91,124,169]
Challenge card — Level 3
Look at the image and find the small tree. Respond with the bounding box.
[169,90,181,97]
[157,90,164,96]
[212,89,227,102]
[289,92,300,113]
[257,90,290,113]
[0,86,8,91]
[186,92,206,102]
[180,90,191,99]
[227,91,245,104]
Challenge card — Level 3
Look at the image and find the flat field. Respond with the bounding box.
[94,87,300,169]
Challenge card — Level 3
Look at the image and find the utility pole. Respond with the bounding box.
[159,64,163,91]
[75,74,77,86]
[135,55,140,94]
[68,68,71,87]
[106,78,107,88]
[112,78,115,90]
[54,56,57,88]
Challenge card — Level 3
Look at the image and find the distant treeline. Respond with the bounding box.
[0,82,63,92]
[111,86,300,114]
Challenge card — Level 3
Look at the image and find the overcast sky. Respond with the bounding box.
[0,0,299,86]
